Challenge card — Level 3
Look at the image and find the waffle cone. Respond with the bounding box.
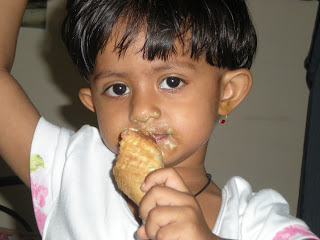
[113,128,164,205]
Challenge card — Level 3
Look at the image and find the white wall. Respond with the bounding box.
[0,0,318,231]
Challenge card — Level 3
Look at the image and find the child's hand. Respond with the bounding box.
[137,168,217,240]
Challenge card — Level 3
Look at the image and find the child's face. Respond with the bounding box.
[82,35,224,168]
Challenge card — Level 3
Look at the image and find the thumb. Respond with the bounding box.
[137,224,149,239]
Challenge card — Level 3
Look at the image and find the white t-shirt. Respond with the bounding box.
[30,118,319,240]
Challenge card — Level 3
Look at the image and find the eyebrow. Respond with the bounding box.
[93,70,129,82]
[151,61,197,73]
[93,60,197,82]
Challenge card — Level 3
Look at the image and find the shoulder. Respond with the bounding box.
[33,117,100,139]
[222,176,288,207]
[31,117,114,172]
[31,117,103,152]
[214,176,314,240]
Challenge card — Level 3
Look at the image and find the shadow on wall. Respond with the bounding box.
[41,0,98,130]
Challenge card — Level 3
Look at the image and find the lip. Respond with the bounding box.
[153,134,169,143]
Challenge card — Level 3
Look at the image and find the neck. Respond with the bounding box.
[173,142,209,182]
[174,166,207,182]
[174,166,210,195]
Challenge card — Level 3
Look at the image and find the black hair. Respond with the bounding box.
[62,0,257,79]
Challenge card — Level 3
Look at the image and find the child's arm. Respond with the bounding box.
[0,0,41,187]
[137,168,230,240]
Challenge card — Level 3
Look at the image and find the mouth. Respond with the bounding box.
[152,133,179,152]
[126,124,178,149]
[153,133,170,143]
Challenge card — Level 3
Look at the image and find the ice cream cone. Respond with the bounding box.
[113,128,164,205]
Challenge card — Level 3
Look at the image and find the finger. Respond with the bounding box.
[141,167,190,194]
[154,221,210,240]
[139,185,195,221]
[144,206,177,240]
[145,206,212,240]
[154,222,183,240]
[136,224,148,240]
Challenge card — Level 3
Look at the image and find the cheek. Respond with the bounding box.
[161,99,217,167]
[99,127,120,155]
[180,106,216,141]
[94,104,128,154]
[170,93,218,142]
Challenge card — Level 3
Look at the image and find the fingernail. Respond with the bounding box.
[140,182,146,191]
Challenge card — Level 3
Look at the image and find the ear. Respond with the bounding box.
[79,88,96,112]
[218,69,253,116]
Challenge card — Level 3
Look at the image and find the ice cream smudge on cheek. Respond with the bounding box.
[164,138,178,150]
[162,128,181,151]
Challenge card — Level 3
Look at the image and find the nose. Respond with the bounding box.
[129,91,161,123]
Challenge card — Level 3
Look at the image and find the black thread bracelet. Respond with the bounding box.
[194,173,212,197]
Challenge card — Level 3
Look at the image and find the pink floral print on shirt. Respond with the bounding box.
[30,154,48,235]
[274,224,319,240]
[31,179,48,235]
[31,182,48,208]
[33,206,47,236]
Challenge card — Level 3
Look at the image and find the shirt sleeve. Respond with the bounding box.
[215,177,319,240]
[235,177,319,240]
[241,187,319,240]
[29,117,74,235]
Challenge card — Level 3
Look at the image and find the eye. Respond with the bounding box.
[159,76,184,89]
[106,83,130,97]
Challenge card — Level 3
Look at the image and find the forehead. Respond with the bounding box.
[89,21,225,83]
[94,32,199,73]
[98,26,194,63]
[100,17,196,61]
[91,35,223,86]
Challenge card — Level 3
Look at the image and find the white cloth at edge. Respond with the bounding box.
[29,117,317,240]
